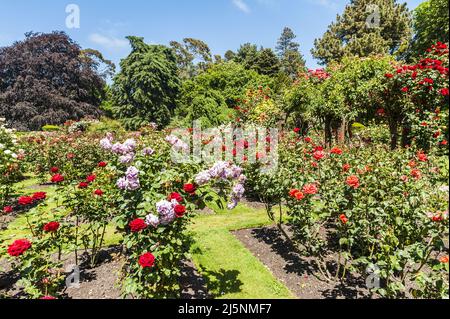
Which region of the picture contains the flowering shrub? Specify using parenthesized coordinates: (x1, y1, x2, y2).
(0, 118, 24, 207)
(3, 195, 73, 299)
(234, 87, 283, 127)
(245, 130, 449, 298)
(383, 42, 449, 151)
(37, 130, 247, 298)
(18, 130, 108, 183)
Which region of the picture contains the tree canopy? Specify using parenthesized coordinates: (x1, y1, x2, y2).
(175, 61, 273, 127)
(311, 0, 412, 65)
(112, 36, 181, 130)
(0, 31, 106, 131)
(276, 27, 306, 77)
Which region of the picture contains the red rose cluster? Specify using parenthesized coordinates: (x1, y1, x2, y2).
(129, 218, 147, 233)
(339, 214, 349, 224)
(50, 174, 64, 183)
(346, 176, 360, 189)
(183, 183, 196, 194)
(16, 192, 47, 207)
(139, 252, 155, 268)
(43, 221, 60, 233)
(7, 239, 32, 257)
(168, 192, 183, 203)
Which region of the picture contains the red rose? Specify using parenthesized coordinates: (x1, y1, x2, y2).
(385, 73, 393, 78)
(294, 191, 305, 201)
(302, 184, 318, 195)
(86, 174, 96, 183)
(18, 196, 34, 206)
(129, 218, 147, 232)
(401, 87, 409, 93)
(32, 192, 47, 201)
(78, 182, 89, 189)
(7, 239, 32, 257)
(342, 164, 351, 172)
(183, 183, 196, 194)
(293, 128, 301, 133)
(313, 150, 325, 161)
(304, 137, 312, 143)
(339, 214, 348, 224)
(168, 192, 183, 203)
(311, 161, 318, 168)
(3, 206, 13, 214)
(289, 189, 300, 198)
(94, 189, 104, 196)
(330, 147, 343, 155)
(441, 140, 448, 146)
(50, 167, 59, 173)
(376, 108, 385, 116)
(411, 169, 422, 180)
(50, 174, 64, 183)
(139, 252, 155, 268)
(174, 204, 186, 218)
(417, 152, 428, 162)
(313, 146, 324, 152)
(43, 221, 60, 233)
(440, 88, 449, 96)
(98, 161, 107, 167)
(346, 176, 360, 189)
(440, 256, 449, 264)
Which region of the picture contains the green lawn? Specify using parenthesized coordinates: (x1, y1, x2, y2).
(189, 204, 294, 299)
(1, 176, 294, 299)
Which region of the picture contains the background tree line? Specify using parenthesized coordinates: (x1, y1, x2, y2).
(0, 0, 447, 141)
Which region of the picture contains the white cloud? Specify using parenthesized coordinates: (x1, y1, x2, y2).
(232, 0, 251, 13)
(88, 33, 128, 50)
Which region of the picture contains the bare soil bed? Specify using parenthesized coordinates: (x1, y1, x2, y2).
(0, 247, 209, 299)
(233, 226, 373, 299)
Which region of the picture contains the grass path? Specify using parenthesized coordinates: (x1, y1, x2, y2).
(189, 204, 294, 299)
(2, 177, 294, 299)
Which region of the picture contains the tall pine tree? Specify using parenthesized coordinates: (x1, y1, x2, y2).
(276, 27, 306, 78)
(312, 0, 412, 65)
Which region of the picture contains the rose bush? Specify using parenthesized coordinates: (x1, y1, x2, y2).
(244, 129, 449, 298)
(0, 118, 24, 208)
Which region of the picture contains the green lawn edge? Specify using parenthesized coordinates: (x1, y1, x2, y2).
(189, 204, 295, 299)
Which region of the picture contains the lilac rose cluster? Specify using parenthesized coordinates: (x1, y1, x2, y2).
(194, 161, 246, 210)
(100, 134, 137, 165)
(145, 197, 183, 227)
(165, 134, 189, 152)
(116, 166, 140, 191)
(100, 133, 155, 164)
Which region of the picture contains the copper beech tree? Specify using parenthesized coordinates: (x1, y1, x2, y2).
(0, 32, 107, 131)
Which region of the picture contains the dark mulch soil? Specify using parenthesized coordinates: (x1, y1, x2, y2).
(233, 226, 373, 299)
(0, 247, 208, 299)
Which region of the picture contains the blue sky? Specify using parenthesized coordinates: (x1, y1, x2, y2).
(0, 0, 424, 70)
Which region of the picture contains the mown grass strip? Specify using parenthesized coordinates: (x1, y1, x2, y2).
(189, 204, 294, 299)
